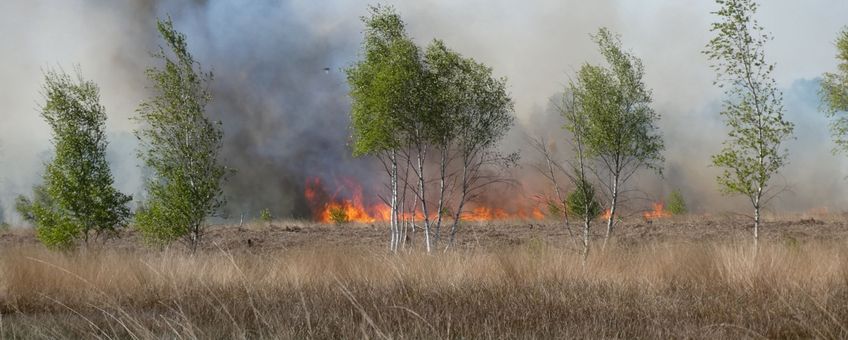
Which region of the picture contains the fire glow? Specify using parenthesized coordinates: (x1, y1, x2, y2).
(643, 202, 671, 221)
(304, 177, 546, 223)
(304, 177, 385, 223)
(598, 203, 670, 222)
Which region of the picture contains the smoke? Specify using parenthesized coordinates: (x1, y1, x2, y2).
(155, 1, 379, 219)
(0, 0, 846, 224)
(0, 1, 155, 224)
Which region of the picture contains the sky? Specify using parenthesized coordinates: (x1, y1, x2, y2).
(0, 0, 846, 223)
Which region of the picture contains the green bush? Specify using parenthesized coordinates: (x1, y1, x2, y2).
(134, 199, 190, 247)
(260, 209, 272, 223)
(566, 180, 602, 220)
(667, 189, 687, 215)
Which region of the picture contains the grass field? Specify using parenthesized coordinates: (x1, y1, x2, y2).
(1, 215, 847, 339)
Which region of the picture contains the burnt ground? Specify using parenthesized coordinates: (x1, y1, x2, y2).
(2, 214, 847, 252)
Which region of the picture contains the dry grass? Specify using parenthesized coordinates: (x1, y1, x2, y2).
(1, 235, 847, 339)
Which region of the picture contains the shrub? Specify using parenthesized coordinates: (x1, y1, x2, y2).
(259, 209, 272, 224)
(566, 180, 602, 220)
(667, 189, 687, 215)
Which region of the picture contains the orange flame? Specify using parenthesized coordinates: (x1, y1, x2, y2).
(462, 206, 509, 221)
(643, 202, 670, 221)
(601, 208, 611, 221)
(305, 177, 382, 223)
(304, 177, 547, 223)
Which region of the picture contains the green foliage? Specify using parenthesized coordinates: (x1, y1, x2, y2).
(346, 5, 424, 157)
(424, 39, 515, 161)
(667, 189, 688, 215)
(328, 207, 349, 224)
(821, 27, 848, 153)
(17, 70, 131, 249)
(15, 185, 50, 224)
(259, 208, 272, 223)
(134, 18, 231, 250)
(546, 199, 566, 219)
(347, 6, 514, 160)
(572, 28, 665, 175)
(17, 188, 79, 249)
(566, 180, 602, 220)
(704, 0, 793, 203)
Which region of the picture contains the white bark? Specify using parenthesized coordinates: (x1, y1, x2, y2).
(434, 145, 448, 248)
(389, 151, 399, 252)
(582, 215, 590, 268)
(603, 175, 619, 251)
(754, 185, 762, 252)
(416, 144, 432, 253)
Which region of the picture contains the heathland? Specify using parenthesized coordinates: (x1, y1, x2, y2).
(1, 214, 847, 339)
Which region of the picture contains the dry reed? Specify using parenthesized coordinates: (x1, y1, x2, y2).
(0, 239, 846, 339)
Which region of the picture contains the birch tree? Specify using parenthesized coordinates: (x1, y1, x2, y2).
(423, 41, 515, 248)
(560, 92, 601, 266)
(134, 18, 231, 252)
(423, 40, 458, 249)
(573, 28, 664, 248)
(704, 0, 793, 249)
(16, 69, 131, 249)
(347, 5, 424, 252)
(821, 27, 848, 151)
(528, 138, 566, 221)
(348, 7, 514, 253)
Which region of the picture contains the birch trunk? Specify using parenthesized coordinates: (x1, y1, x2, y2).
(434, 145, 448, 248)
(448, 158, 470, 248)
(754, 185, 762, 253)
(603, 175, 619, 251)
(582, 215, 590, 268)
(389, 151, 399, 252)
(417, 144, 432, 253)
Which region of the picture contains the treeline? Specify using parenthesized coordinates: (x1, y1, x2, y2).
(15, 18, 230, 251)
(9, 0, 848, 255)
(346, 1, 848, 257)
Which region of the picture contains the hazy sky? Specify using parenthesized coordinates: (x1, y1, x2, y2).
(0, 0, 846, 221)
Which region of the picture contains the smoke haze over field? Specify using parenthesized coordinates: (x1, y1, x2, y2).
(0, 0, 846, 223)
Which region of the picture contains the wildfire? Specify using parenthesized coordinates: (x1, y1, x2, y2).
(601, 209, 611, 221)
(304, 177, 547, 223)
(304, 177, 382, 223)
(462, 206, 509, 221)
(643, 202, 671, 221)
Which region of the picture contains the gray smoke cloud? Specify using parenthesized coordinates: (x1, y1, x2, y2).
(1, 0, 846, 224)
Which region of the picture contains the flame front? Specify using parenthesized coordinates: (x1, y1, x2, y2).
(643, 202, 670, 220)
(601, 208, 611, 221)
(462, 207, 509, 221)
(305, 177, 380, 223)
(304, 177, 546, 223)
